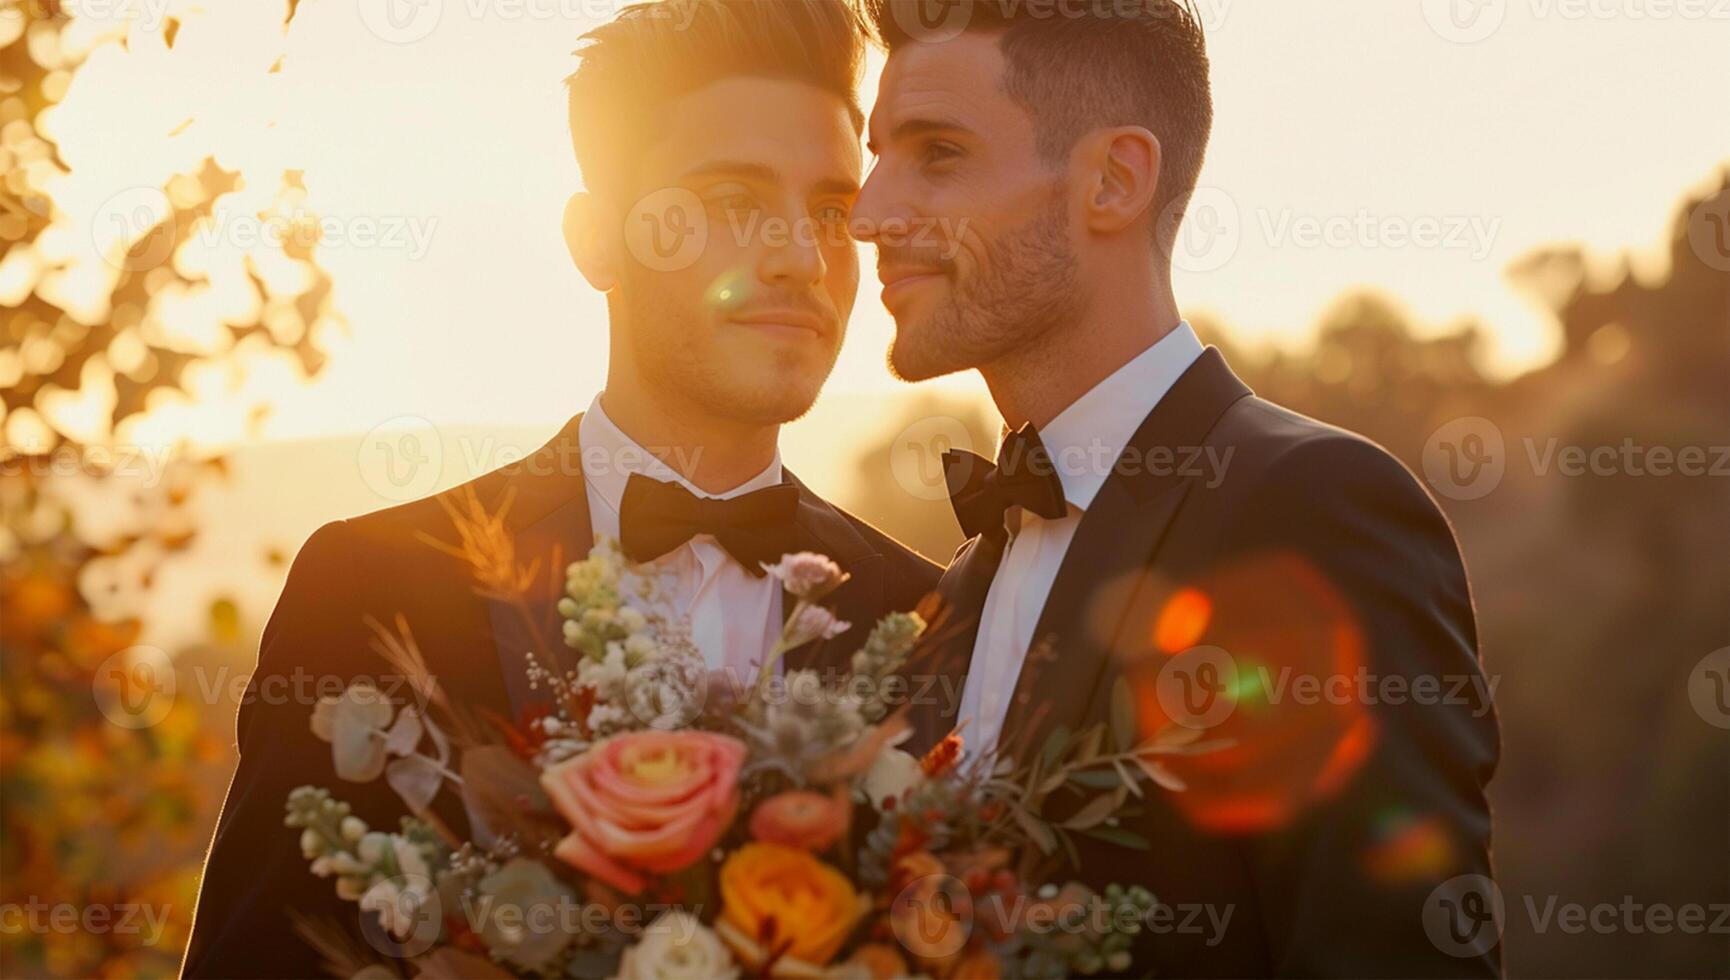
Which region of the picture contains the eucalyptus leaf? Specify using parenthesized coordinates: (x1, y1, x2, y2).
(316, 683, 394, 782)
(1135, 756, 1187, 792)
(1012, 806, 1057, 855)
(1073, 725, 1104, 764)
(1061, 790, 1122, 831)
(1057, 826, 1082, 870)
(1067, 769, 1121, 790)
(1041, 725, 1072, 770)
(1082, 826, 1152, 851)
(385, 754, 443, 813)
(1144, 722, 1204, 751)
(1113, 759, 1142, 798)
(384, 705, 424, 757)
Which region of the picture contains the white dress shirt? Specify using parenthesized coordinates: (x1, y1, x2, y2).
(579, 395, 784, 682)
(957, 322, 1205, 756)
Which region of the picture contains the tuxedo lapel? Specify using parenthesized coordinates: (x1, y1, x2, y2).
(996, 477, 1193, 759)
(997, 349, 1253, 756)
(481, 414, 593, 721)
(781, 471, 884, 674)
(908, 532, 1006, 753)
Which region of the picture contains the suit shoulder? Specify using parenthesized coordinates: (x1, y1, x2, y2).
(331, 459, 518, 553)
(1220, 396, 1429, 499)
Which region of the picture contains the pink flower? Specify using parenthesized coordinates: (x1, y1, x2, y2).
(539, 731, 747, 894)
(748, 789, 848, 851)
(760, 552, 849, 601)
(783, 604, 850, 648)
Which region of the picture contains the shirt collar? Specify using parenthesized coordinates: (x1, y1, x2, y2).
(1033, 321, 1205, 514)
(578, 393, 784, 520)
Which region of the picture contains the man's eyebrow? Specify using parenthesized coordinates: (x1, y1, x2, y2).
(679, 160, 782, 183)
(871, 116, 977, 152)
(680, 162, 856, 196)
(813, 176, 861, 196)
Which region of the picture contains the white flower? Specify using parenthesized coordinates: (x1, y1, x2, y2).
(783, 604, 851, 649)
(761, 552, 848, 601)
(309, 681, 395, 782)
(357, 832, 388, 864)
(624, 633, 658, 663)
(862, 748, 924, 810)
(358, 871, 436, 941)
(614, 912, 738, 980)
(587, 703, 629, 734)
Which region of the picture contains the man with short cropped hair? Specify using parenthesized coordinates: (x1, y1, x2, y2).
(855, 1, 1500, 975)
(183, 3, 936, 975)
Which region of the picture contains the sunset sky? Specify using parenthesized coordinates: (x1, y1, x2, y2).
(28, 0, 1730, 448)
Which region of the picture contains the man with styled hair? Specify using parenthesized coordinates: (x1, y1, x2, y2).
(183, 3, 936, 975)
(854, 0, 1500, 975)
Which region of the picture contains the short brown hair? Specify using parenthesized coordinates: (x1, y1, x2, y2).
(867, 0, 1213, 245)
(566, 0, 868, 198)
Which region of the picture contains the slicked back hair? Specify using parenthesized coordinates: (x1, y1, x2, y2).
(566, 0, 868, 199)
(867, 0, 1213, 249)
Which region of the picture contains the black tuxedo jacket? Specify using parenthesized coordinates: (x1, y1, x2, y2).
(181, 413, 939, 978)
(910, 349, 1500, 978)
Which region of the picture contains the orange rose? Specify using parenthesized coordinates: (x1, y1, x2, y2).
(748, 790, 848, 851)
(889, 852, 970, 974)
(539, 730, 746, 894)
(716, 843, 864, 973)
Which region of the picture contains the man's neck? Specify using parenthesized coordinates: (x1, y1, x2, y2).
(596, 384, 780, 495)
(984, 272, 1183, 430)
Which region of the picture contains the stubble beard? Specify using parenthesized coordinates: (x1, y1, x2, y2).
(888, 192, 1084, 383)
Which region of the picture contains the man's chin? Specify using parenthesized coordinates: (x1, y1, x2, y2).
(887, 333, 968, 383)
(708, 371, 827, 424)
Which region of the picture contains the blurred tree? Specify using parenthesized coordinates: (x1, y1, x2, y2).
(1, 4, 335, 976)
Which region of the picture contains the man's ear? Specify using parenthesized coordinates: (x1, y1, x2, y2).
(563, 192, 618, 291)
(1077, 127, 1162, 236)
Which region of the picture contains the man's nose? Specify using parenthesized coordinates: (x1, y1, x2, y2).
(851, 166, 897, 245)
(759, 220, 827, 287)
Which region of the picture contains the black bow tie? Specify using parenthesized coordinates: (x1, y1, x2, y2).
(942, 423, 1069, 541)
(618, 473, 803, 574)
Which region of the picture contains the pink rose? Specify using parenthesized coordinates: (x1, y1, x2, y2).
(540, 731, 747, 894)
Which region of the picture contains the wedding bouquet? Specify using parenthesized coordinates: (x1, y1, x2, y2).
(285, 508, 1221, 979)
